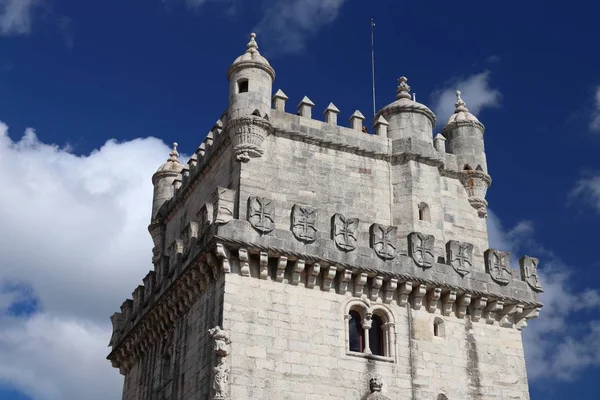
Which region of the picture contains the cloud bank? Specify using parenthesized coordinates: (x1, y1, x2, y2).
(0, 122, 172, 399)
(432, 71, 501, 128)
(0, 0, 41, 35)
(590, 86, 600, 132)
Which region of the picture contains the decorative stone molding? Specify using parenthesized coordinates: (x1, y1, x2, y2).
(456, 293, 471, 318)
(470, 297, 487, 322)
(460, 170, 492, 218)
(292, 260, 305, 285)
(442, 290, 457, 316)
(484, 300, 504, 325)
(332, 213, 359, 251)
(323, 265, 337, 292)
(238, 248, 250, 277)
(307, 263, 320, 288)
(370, 224, 397, 260)
(398, 281, 413, 307)
(247, 196, 275, 234)
(520, 256, 543, 292)
(338, 268, 352, 294)
(446, 240, 473, 277)
(355, 272, 368, 297)
(259, 251, 268, 279)
(228, 115, 272, 162)
(383, 278, 397, 304)
(291, 204, 317, 243)
(213, 187, 236, 225)
(427, 287, 442, 313)
(276, 256, 287, 282)
(412, 284, 427, 310)
(370, 276, 384, 301)
(408, 232, 435, 268)
(485, 249, 512, 285)
(209, 326, 231, 400)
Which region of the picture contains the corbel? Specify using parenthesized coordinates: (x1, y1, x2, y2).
(470, 296, 487, 322)
(398, 281, 413, 307)
(338, 268, 352, 294)
(441, 290, 457, 316)
(291, 259, 305, 285)
(276, 256, 288, 282)
(323, 265, 338, 292)
(484, 300, 504, 325)
(456, 293, 472, 318)
(383, 278, 398, 304)
(370, 276, 384, 302)
(306, 263, 321, 289)
(259, 252, 269, 280)
(412, 284, 427, 310)
(238, 248, 250, 277)
(354, 273, 368, 297)
(426, 287, 442, 313)
(215, 243, 231, 274)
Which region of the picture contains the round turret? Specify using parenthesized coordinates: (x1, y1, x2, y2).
(151, 143, 182, 221)
(441, 90, 487, 172)
(376, 77, 436, 142)
(227, 33, 275, 121)
(226, 33, 275, 162)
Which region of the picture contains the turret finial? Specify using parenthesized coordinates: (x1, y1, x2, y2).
(455, 90, 469, 113)
(168, 142, 180, 162)
(396, 76, 412, 100)
(247, 32, 258, 53)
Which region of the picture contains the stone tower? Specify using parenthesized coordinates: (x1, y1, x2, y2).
(107, 34, 543, 400)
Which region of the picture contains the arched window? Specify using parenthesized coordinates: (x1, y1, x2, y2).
(369, 314, 384, 356)
(418, 202, 431, 221)
(237, 79, 249, 93)
(434, 317, 445, 338)
(348, 309, 364, 353)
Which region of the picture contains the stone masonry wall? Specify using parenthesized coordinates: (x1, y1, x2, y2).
(121, 275, 225, 400)
(222, 263, 530, 400)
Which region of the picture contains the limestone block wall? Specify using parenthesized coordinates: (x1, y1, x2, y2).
(121, 276, 225, 400)
(222, 267, 530, 400)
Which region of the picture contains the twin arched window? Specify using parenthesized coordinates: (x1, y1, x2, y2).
(346, 301, 395, 359)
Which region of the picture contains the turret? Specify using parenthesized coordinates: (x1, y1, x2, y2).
(442, 91, 491, 217)
(226, 33, 275, 162)
(151, 142, 182, 221)
(441, 90, 488, 172)
(376, 76, 436, 142)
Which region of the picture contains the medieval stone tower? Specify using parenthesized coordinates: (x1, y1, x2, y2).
(107, 33, 543, 400)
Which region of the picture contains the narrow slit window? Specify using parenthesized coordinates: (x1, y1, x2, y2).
(434, 317, 445, 338)
(418, 202, 431, 221)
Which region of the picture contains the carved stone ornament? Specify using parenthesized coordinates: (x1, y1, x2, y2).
(247, 196, 275, 234)
(332, 213, 359, 251)
(370, 224, 397, 260)
(213, 187, 235, 225)
(485, 249, 512, 285)
(446, 240, 473, 277)
(408, 232, 435, 268)
(209, 326, 231, 400)
(291, 204, 317, 243)
(182, 221, 198, 261)
(520, 256, 543, 292)
(228, 115, 273, 162)
(366, 375, 390, 400)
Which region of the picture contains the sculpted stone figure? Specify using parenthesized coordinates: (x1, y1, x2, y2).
(247, 196, 275, 234)
(209, 326, 231, 399)
(485, 249, 512, 285)
(409, 232, 435, 268)
(370, 224, 397, 260)
(366, 375, 390, 400)
(447, 240, 473, 277)
(332, 213, 359, 251)
(520, 256, 543, 292)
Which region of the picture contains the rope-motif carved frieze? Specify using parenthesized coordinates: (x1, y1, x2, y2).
(212, 241, 542, 332)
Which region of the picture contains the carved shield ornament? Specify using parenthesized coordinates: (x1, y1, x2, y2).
(370, 224, 397, 260)
(332, 213, 359, 251)
(447, 240, 473, 277)
(247, 196, 275, 234)
(408, 232, 435, 268)
(291, 205, 317, 243)
(520, 256, 543, 292)
(485, 249, 512, 285)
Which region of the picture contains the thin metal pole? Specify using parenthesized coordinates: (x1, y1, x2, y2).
(370, 18, 376, 118)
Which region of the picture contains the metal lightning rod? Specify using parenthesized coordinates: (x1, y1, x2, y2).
(370, 18, 377, 119)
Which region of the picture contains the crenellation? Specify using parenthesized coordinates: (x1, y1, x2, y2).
(110, 32, 542, 400)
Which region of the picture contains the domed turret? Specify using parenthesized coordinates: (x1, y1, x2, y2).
(376, 77, 436, 142)
(442, 91, 491, 218)
(151, 142, 182, 221)
(226, 33, 275, 162)
(442, 90, 487, 172)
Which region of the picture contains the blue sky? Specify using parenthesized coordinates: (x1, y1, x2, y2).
(0, 0, 599, 399)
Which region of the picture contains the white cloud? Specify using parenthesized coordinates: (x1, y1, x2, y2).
(253, 0, 346, 55)
(590, 86, 600, 132)
(570, 175, 600, 214)
(0, 121, 173, 399)
(432, 71, 501, 128)
(487, 210, 600, 382)
(0, 0, 41, 35)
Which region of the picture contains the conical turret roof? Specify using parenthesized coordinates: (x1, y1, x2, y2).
(446, 90, 481, 124)
(155, 143, 183, 175)
(227, 33, 275, 79)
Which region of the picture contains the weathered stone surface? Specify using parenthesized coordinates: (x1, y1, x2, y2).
(485, 249, 512, 285)
(247, 196, 275, 234)
(447, 240, 474, 277)
(520, 256, 543, 292)
(370, 224, 397, 260)
(331, 213, 359, 251)
(408, 232, 435, 268)
(291, 204, 317, 242)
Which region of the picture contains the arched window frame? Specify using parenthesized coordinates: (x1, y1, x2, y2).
(418, 202, 431, 222)
(433, 317, 446, 339)
(343, 299, 396, 362)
